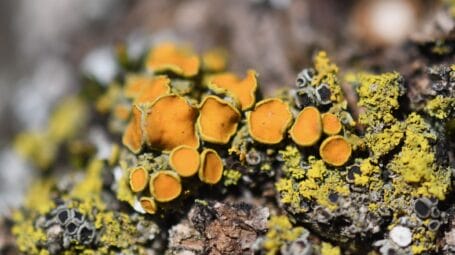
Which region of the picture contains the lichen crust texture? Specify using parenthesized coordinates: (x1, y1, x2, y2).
(10, 41, 454, 255)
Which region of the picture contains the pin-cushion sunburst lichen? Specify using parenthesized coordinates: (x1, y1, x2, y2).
(10, 40, 454, 255)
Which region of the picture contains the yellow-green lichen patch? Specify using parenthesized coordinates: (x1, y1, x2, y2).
(356, 72, 403, 130)
(411, 226, 437, 254)
(48, 97, 88, 142)
(14, 132, 57, 170)
(353, 159, 381, 188)
(262, 215, 305, 255)
(279, 146, 304, 179)
(275, 178, 302, 212)
(298, 159, 350, 211)
(70, 159, 106, 213)
(24, 179, 56, 214)
(424, 95, 455, 119)
(276, 148, 350, 212)
(12, 210, 48, 254)
(311, 51, 343, 104)
(364, 122, 404, 160)
(320, 242, 341, 255)
(95, 211, 140, 249)
(387, 113, 450, 200)
(223, 169, 242, 186)
(12, 179, 57, 254)
(116, 164, 136, 207)
(14, 96, 88, 170)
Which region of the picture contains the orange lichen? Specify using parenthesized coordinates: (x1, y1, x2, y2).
(149, 171, 182, 202)
(208, 70, 258, 110)
(321, 113, 342, 135)
(247, 98, 293, 144)
(169, 145, 200, 177)
(197, 96, 240, 144)
(139, 197, 157, 214)
(124, 75, 153, 99)
(202, 48, 227, 72)
(145, 43, 200, 77)
(319, 135, 352, 166)
(133, 76, 171, 105)
(199, 149, 224, 184)
(113, 104, 131, 121)
(290, 106, 322, 146)
(122, 105, 144, 153)
(129, 167, 149, 192)
(144, 95, 199, 151)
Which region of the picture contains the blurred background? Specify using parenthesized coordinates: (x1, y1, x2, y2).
(0, 0, 453, 215)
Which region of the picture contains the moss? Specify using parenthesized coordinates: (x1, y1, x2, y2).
(425, 95, 455, 119)
(263, 215, 305, 255)
(223, 169, 242, 186)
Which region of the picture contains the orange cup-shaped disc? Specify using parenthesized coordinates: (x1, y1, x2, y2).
(322, 113, 342, 135)
(247, 98, 293, 144)
(290, 106, 322, 147)
(122, 105, 144, 154)
(139, 197, 157, 214)
(129, 167, 149, 192)
(169, 145, 200, 177)
(198, 149, 223, 185)
(145, 42, 200, 77)
(319, 135, 352, 166)
(149, 170, 182, 202)
(197, 96, 240, 144)
(145, 95, 199, 152)
(207, 70, 258, 110)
